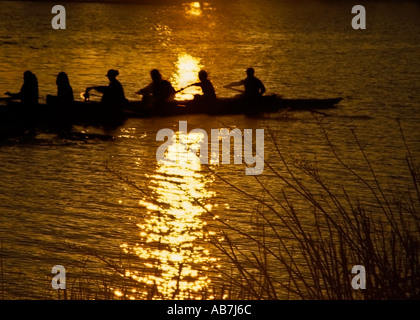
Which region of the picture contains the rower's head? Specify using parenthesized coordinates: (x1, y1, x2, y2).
(56, 72, 70, 87)
(198, 70, 208, 81)
(23, 70, 37, 84)
(106, 69, 119, 80)
(150, 69, 162, 82)
(246, 67, 255, 77)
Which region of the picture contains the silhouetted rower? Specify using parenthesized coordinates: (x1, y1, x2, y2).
(136, 69, 176, 105)
(85, 69, 127, 108)
(4, 70, 39, 105)
(224, 67, 266, 98)
(47, 72, 74, 105)
(186, 70, 216, 102)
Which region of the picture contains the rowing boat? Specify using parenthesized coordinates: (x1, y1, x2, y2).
(0, 95, 342, 135)
(123, 95, 342, 118)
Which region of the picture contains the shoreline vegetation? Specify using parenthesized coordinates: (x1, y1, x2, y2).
(1, 119, 419, 300)
(203, 119, 419, 299)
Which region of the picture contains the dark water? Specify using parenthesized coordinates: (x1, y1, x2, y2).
(0, 0, 419, 299)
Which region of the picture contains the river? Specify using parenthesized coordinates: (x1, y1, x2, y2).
(0, 0, 419, 299)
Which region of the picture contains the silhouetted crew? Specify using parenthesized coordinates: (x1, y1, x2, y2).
(85, 69, 127, 108)
(4, 70, 39, 105)
(186, 70, 216, 102)
(224, 67, 266, 98)
(47, 72, 74, 105)
(136, 69, 176, 104)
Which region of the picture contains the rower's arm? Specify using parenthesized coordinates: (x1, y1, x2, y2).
(90, 86, 108, 94)
(224, 81, 243, 88)
(135, 88, 146, 95)
(136, 83, 152, 95)
(4, 91, 20, 99)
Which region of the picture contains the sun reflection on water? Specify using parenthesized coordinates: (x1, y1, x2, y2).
(120, 130, 218, 299)
(172, 53, 203, 101)
(185, 2, 203, 17)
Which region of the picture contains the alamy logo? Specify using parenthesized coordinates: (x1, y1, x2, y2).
(51, 265, 66, 290)
(351, 265, 366, 289)
(51, 5, 66, 30)
(156, 121, 264, 175)
(351, 5, 366, 30)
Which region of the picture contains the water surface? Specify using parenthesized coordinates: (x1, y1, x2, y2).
(0, 0, 419, 299)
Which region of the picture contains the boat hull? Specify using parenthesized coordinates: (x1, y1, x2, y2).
(0, 95, 342, 135)
(122, 95, 342, 118)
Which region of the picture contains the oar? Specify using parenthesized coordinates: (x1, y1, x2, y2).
(175, 84, 193, 94)
(80, 90, 101, 102)
(224, 86, 245, 94)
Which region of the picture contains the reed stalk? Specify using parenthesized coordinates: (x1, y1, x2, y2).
(199, 118, 420, 299)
